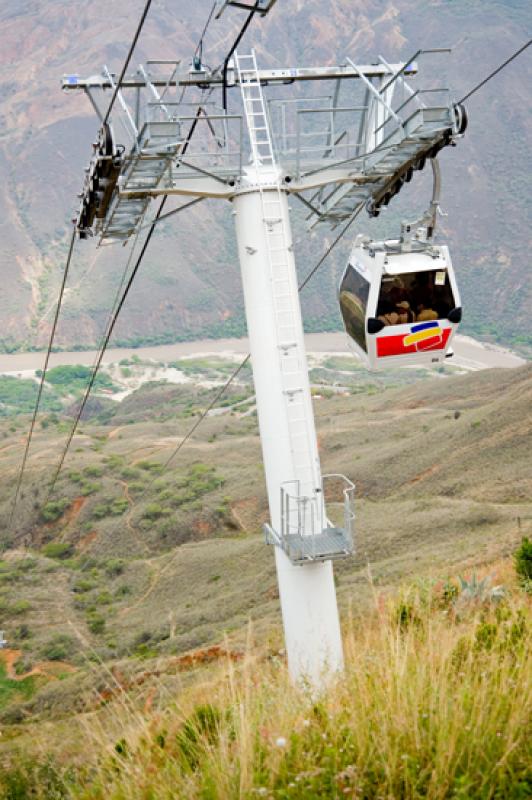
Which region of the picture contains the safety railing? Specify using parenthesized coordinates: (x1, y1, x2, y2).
(266, 473, 355, 563)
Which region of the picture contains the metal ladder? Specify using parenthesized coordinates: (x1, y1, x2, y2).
(236, 51, 318, 496)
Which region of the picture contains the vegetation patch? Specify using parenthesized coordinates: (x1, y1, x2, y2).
(0, 376, 61, 417)
(40, 364, 117, 394)
(0, 662, 37, 710)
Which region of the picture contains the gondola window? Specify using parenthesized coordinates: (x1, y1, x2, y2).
(339, 266, 370, 352)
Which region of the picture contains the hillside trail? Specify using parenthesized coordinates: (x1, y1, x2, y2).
(118, 479, 150, 555)
(0, 649, 75, 681)
(118, 545, 183, 618)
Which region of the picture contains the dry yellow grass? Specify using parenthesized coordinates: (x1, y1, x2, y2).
(3, 561, 527, 800)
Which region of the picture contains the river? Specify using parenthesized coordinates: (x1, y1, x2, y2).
(0, 332, 526, 375)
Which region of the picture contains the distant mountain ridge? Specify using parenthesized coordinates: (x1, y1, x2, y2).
(0, 0, 530, 353)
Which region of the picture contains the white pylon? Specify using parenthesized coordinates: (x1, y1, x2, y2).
(232, 170, 344, 686)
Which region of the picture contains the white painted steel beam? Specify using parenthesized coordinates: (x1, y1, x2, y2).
(233, 172, 344, 686)
(61, 62, 416, 92)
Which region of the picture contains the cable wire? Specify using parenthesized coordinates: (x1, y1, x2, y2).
(194, 1, 218, 62)
(44, 195, 169, 504)
(103, 0, 153, 126)
(9, 184, 358, 549)
(222, 3, 260, 111)
(42, 111, 205, 503)
(8, 227, 77, 529)
(87, 200, 363, 542)
(458, 38, 531, 104)
(298, 205, 364, 292)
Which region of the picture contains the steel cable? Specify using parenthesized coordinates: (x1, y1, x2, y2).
(103, 0, 153, 126)
(42, 111, 205, 503)
(43, 194, 169, 505)
(458, 38, 531, 104)
(78, 200, 364, 544)
(8, 227, 77, 529)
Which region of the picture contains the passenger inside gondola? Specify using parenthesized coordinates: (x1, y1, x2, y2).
(377, 270, 454, 326)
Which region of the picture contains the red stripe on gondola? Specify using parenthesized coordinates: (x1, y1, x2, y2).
(376, 328, 451, 357)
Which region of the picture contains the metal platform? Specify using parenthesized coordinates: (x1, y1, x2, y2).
(305, 105, 457, 227)
(98, 120, 184, 241)
(264, 523, 352, 564)
(264, 474, 355, 565)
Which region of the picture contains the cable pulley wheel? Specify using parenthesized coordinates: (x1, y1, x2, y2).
(454, 103, 468, 135)
(98, 123, 114, 157)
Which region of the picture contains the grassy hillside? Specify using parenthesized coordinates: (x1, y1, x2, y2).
(0, 362, 529, 751)
(0, 559, 530, 799)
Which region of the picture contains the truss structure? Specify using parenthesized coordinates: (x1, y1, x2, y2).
(64, 48, 466, 243)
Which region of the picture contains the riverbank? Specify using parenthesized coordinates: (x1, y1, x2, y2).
(0, 332, 526, 375)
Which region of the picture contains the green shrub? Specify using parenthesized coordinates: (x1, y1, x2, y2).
(105, 559, 125, 577)
(0, 759, 72, 800)
(104, 455, 124, 470)
(45, 365, 116, 393)
(41, 500, 70, 523)
(83, 465, 104, 478)
(72, 578, 98, 594)
(80, 481, 101, 496)
(13, 624, 31, 640)
(137, 460, 164, 474)
(87, 614, 106, 634)
(11, 600, 31, 616)
(41, 634, 76, 661)
(120, 466, 142, 480)
(176, 704, 222, 769)
(128, 482, 146, 494)
(42, 541, 74, 560)
(110, 498, 129, 515)
(514, 537, 532, 589)
(143, 503, 166, 520)
(92, 504, 110, 520)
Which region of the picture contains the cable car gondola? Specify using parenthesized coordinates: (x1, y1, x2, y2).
(339, 158, 462, 370)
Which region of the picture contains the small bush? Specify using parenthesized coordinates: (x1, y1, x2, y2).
(11, 600, 31, 616)
(13, 624, 31, 640)
(143, 503, 166, 521)
(80, 480, 101, 496)
(87, 614, 106, 635)
(110, 498, 129, 516)
(83, 465, 104, 478)
(72, 578, 98, 594)
(120, 466, 142, 480)
(92, 504, 110, 520)
(42, 542, 74, 560)
(514, 537, 532, 590)
(137, 460, 163, 474)
(41, 500, 70, 523)
(104, 455, 124, 470)
(41, 634, 76, 661)
(105, 559, 125, 577)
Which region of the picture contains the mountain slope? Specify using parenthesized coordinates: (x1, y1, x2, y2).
(0, 0, 530, 352)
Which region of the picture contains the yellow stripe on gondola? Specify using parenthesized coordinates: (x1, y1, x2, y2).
(403, 327, 443, 347)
